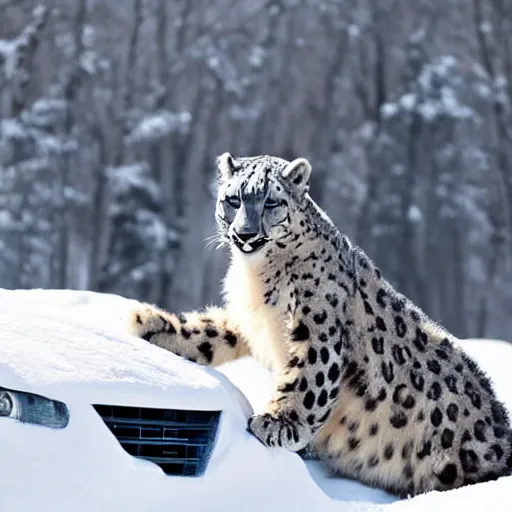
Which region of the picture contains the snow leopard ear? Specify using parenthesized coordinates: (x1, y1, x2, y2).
(281, 158, 312, 194)
(216, 152, 237, 183)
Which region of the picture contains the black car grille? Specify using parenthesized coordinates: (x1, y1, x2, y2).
(93, 404, 221, 477)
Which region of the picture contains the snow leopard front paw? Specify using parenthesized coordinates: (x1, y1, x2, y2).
(247, 412, 309, 451)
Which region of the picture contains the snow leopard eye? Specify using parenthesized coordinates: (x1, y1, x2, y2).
(225, 196, 241, 209)
(264, 197, 280, 209)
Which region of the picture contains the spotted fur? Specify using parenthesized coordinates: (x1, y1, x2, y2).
(127, 153, 512, 497)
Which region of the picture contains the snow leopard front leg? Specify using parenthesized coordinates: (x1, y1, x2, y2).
(247, 313, 344, 451)
(127, 303, 250, 366)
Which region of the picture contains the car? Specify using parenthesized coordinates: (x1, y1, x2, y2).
(0, 288, 510, 512)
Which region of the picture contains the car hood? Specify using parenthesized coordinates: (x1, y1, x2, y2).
(0, 289, 251, 415)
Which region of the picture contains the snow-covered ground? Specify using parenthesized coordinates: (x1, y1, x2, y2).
(0, 289, 510, 511)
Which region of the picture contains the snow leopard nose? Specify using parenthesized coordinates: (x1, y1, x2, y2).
(236, 231, 259, 243)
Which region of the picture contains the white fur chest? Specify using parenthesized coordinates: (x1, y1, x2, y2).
(224, 253, 289, 372)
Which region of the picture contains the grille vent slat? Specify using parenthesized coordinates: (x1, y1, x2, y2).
(93, 404, 220, 477)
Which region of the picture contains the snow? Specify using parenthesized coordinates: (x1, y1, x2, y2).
(125, 111, 191, 143)
(0, 289, 511, 511)
(407, 205, 423, 223)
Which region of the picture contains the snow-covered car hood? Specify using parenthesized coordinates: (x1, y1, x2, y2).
(0, 289, 250, 415)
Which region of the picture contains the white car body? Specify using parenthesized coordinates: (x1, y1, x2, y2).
(0, 289, 510, 512)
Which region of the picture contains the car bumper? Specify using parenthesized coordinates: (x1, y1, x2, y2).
(0, 390, 337, 512)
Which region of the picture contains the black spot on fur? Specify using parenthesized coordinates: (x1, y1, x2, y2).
(381, 361, 394, 384)
(315, 372, 325, 387)
(417, 441, 432, 460)
(348, 421, 359, 433)
(318, 332, 328, 343)
(403, 395, 416, 409)
(474, 420, 487, 442)
(334, 341, 342, 355)
(410, 309, 421, 321)
(307, 414, 315, 426)
(348, 437, 360, 451)
(390, 411, 408, 429)
(291, 321, 310, 342)
(328, 363, 340, 383)
(365, 398, 378, 412)
(491, 444, 504, 461)
(494, 426, 506, 439)
(375, 317, 387, 331)
(441, 429, 454, 449)
(318, 389, 328, 407)
(413, 327, 428, 352)
(303, 391, 315, 410)
(344, 361, 357, 379)
(461, 353, 481, 377)
(394, 316, 407, 337)
(460, 449, 479, 473)
(427, 382, 442, 401)
(320, 347, 330, 364)
(437, 463, 458, 485)
(384, 444, 394, 460)
(205, 327, 218, 338)
(391, 344, 411, 366)
(376, 288, 387, 308)
(410, 369, 424, 391)
(369, 423, 379, 436)
(308, 347, 317, 364)
(198, 342, 214, 363)
(447, 403, 459, 422)
(371, 336, 384, 355)
(417, 411, 425, 423)
(299, 378, 308, 392)
(403, 463, 414, 479)
(455, 362, 464, 374)
(347, 367, 367, 396)
(302, 306, 311, 315)
(431, 407, 443, 427)
(427, 359, 442, 375)
(181, 327, 192, 339)
(368, 455, 379, 468)
(444, 375, 458, 394)
(461, 430, 472, 443)
(479, 376, 493, 393)
(391, 296, 406, 312)
(436, 348, 449, 360)
(364, 301, 374, 315)
(325, 293, 338, 308)
(224, 331, 237, 347)
(464, 382, 482, 410)
(402, 441, 414, 459)
(329, 387, 339, 399)
(289, 410, 299, 422)
(491, 401, 507, 424)
(313, 311, 328, 325)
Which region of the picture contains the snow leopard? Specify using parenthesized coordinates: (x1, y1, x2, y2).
(127, 153, 512, 497)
